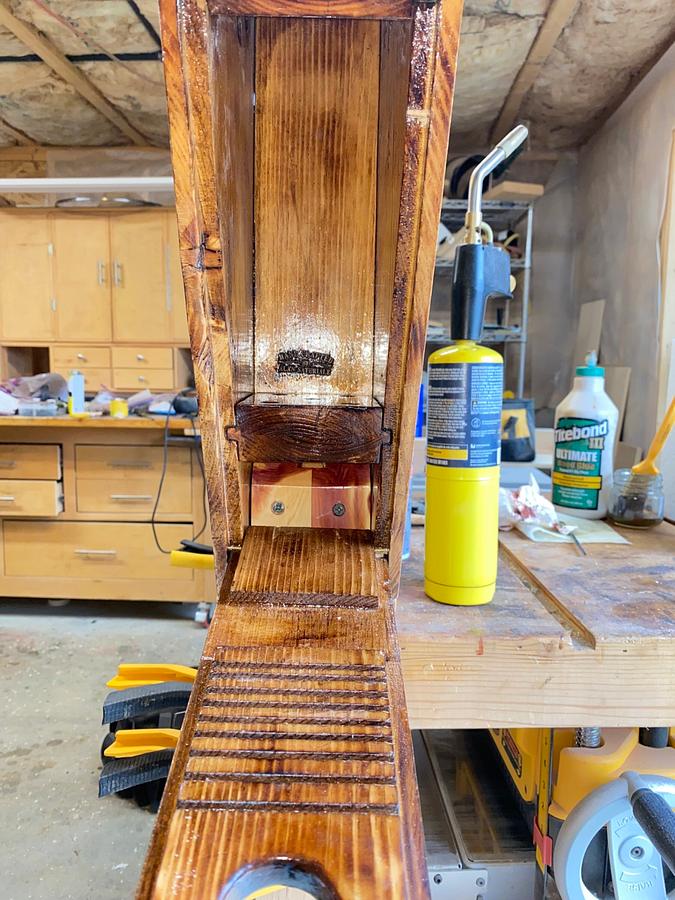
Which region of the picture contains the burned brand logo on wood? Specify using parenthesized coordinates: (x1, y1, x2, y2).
(276, 349, 335, 377)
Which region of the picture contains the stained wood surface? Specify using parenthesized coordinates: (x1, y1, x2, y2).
(139, 528, 428, 898)
(209, 0, 414, 18)
(500, 523, 675, 648)
(396, 525, 675, 730)
(230, 399, 387, 463)
(254, 17, 378, 402)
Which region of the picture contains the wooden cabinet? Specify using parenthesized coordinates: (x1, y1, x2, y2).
(0, 212, 55, 341)
(166, 214, 189, 342)
(111, 211, 172, 342)
(52, 213, 112, 341)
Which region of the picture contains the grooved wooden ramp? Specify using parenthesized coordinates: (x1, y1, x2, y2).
(139, 529, 428, 898)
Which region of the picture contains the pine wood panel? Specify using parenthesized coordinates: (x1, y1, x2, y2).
(254, 17, 379, 402)
(111, 211, 172, 343)
(0, 478, 61, 517)
(209, 0, 414, 17)
(52, 213, 112, 342)
(112, 367, 176, 391)
(51, 345, 112, 370)
(111, 347, 174, 368)
(0, 442, 60, 479)
(0, 210, 55, 341)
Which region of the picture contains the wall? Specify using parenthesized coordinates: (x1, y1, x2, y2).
(573, 42, 675, 451)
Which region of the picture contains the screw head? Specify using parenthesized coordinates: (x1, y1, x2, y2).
(630, 845, 645, 859)
(476, 877, 486, 887)
(332, 502, 346, 517)
(271, 500, 285, 515)
(432, 874, 442, 884)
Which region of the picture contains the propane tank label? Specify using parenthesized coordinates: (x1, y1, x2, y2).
(552, 416, 607, 510)
(426, 363, 502, 468)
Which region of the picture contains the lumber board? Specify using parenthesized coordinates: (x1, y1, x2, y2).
(500, 523, 675, 648)
(396, 526, 675, 730)
(253, 16, 378, 402)
(209, 0, 414, 15)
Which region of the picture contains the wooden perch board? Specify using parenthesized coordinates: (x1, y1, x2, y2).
(142, 0, 463, 896)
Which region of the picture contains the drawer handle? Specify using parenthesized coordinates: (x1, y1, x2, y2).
(107, 461, 152, 469)
(75, 549, 117, 558)
(0, 461, 16, 468)
(110, 494, 153, 502)
(138, 375, 147, 383)
(77, 353, 87, 361)
(136, 353, 146, 361)
(0, 495, 15, 502)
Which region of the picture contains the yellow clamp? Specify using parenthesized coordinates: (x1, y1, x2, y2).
(104, 728, 180, 758)
(170, 549, 215, 570)
(106, 663, 197, 690)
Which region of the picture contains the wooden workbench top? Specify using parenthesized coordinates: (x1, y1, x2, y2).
(0, 415, 195, 430)
(397, 522, 675, 730)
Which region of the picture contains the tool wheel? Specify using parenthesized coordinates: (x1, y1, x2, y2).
(553, 775, 675, 900)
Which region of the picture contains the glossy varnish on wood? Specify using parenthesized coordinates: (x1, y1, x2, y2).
(148, 0, 462, 896)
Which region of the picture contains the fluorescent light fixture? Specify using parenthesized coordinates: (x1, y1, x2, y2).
(0, 176, 174, 193)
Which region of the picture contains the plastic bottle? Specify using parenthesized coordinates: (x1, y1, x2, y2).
(67, 370, 85, 415)
(552, 354, 618, 519)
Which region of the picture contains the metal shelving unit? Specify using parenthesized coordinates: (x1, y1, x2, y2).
(432, 198, 534, 396)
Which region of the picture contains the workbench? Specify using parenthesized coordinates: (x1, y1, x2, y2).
(0, 415, 214, 603)
(398, 523, 675, 730)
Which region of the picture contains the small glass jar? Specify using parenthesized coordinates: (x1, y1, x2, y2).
(607, 469, 665, 528)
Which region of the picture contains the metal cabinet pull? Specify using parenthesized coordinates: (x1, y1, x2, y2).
(97, 260, 106, 286)
(107, 461, 151, 469)
(76, 352, 87, 362)
(110, 494, 153, 502)
(113, 260, 123, 287)
(0, 495, 15, 502)
(136, 353, 146, 361)
(75, 549, 117, 557)
(138, 375, 147, 383)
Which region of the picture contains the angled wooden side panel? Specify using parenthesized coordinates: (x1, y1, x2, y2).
(160, 0, 245, 573)
(376, 0, 463, 594)
(139, 530, 429, 898)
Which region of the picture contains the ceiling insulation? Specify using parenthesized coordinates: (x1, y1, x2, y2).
(0, 0, 671, 153)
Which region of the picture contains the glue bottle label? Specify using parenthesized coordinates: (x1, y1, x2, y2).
(426, 363, 502, 468)
(552, 416, 608, 510)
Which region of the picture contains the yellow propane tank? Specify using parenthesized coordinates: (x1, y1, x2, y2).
(425, 340, 503, 605)
(424, 125, 529, 605)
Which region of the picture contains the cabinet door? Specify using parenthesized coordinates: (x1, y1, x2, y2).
(110, 211, 172, 342)
(52, 214, 112, 342)
(0, 212, 55, 341)
(165, 211, 189, 343)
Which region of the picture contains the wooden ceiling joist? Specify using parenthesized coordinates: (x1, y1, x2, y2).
(0, 0, 149, 146)
(490, 0, 579, 141)
(0, 116, 36, 145)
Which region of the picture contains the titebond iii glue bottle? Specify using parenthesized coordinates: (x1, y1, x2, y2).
(425, 125, 527, 606)
(553, 353, 618, 519)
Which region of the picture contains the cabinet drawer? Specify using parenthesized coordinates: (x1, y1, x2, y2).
(0, 480, 62, 517)
(4, 521, 193, 580)
(76, 474, 192, 515)
(76, 444, 191, 479)
(82, 368, 113, 393)
(112, 347, 173, 369)
(113, 368, 175, 391)
(51, 346, 111, 371)
(0, 443, 61, 479)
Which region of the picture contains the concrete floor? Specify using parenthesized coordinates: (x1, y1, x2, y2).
(1, 599, 206, 900)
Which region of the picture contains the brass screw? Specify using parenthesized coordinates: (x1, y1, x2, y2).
(332, 502, 346, 517)
(271, 501, 285, 515)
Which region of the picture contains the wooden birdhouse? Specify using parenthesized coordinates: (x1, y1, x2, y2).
(140, 0, 462, 896)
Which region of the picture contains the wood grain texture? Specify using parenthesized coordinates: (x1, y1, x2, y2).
(159, 0, 244, 569)
(209, 0, 413, 17)
(140, 530, 428, 898)
(230, 399, 388, 463)
(229, 526, 381, 602)
(378, 0, 462, 595)
(254, 17, 378, 402)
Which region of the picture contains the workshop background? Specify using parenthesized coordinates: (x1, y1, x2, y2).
(0, 2, 674, 899)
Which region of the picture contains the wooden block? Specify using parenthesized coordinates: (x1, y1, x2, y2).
(208, 0, 414, 19)
(311, 463, 371, 529)
(574, 299, 605, 366)
(251, 463, 313, 527)
(483, 180, 544, 202)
